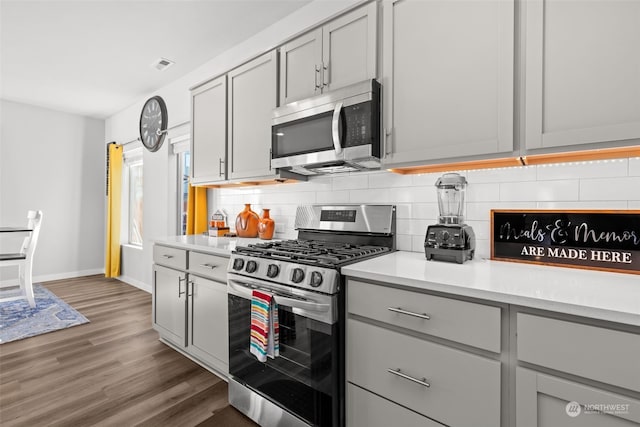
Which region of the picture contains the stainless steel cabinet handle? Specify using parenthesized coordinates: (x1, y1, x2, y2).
(388, 307, 430, 320)
(187, 280, 194, 298)
(387, 368, 430, 388)
(314, 65, 321, 90)
(178, 276, 186, 297)
(384, 128, 393, 156)
(219, 158, 224, 177)
(199, 263, 217, 269)
(322, 63, 329, 88)
(162, 254, 174, 259)
(331, 102, 343, 155)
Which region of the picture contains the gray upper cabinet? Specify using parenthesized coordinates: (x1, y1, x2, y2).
(279, 3, 377, 105)
(382, 0, 514, 167)
(190, 76, 227, 184)
(524, 0, 640, 152)
(228, 50, 278, 180)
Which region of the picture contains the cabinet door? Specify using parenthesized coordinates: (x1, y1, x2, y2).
(524, 0, 640, 151)
(152, 265, 186, 347)
(516, 368, 640, 427)
(228, 50, 278, 180)
(382, 0, 514, 166)
(322, 2, 377, 93)
(188, 275, 229, 375)
(191, 76, 227, 184)
(279, 29, 323, 105)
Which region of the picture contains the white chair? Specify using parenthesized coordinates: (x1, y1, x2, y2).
(0, 210, 43, 308)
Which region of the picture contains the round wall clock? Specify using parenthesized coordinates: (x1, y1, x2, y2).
(139, 96, 168, 152)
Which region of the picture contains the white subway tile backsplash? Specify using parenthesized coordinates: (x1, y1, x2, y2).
(579, 177, 640, 201)
(369, 171, 413, 188)
(467, 166, 536, 183)
(537, 159, 628, 181)
(536, 201, 629, 210)
(332, 173, 368, 190)
(629, 158, 640, 176)
(466, 183, 500, 202)
(213, 160, 635, 254)
(499, 180, 579, 202)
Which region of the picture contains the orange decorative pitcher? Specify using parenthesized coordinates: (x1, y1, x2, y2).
(258, 209, 275, 240)
(235, 204, 259, 238)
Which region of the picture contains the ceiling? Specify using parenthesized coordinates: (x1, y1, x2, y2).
(0, 0, 311, 119)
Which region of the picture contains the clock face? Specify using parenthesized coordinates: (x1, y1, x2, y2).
(139, 96, 168, 152)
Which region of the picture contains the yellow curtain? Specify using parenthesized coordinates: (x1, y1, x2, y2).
(105, 143, 122, 277)
(186, 183, 208, 235)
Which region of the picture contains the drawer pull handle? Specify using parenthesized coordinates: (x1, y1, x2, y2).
(387, 368, 430, 388)
(199, 263, 218, 269)
(162, 254, 174, 259)
(388, 307, 430, 320)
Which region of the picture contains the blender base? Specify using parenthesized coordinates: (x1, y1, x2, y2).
(424, 224, 476, 264)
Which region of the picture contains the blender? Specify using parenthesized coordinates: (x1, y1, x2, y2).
(424, 173, 475, 263)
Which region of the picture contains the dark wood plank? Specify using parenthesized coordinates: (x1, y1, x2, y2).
(0, 275, 257, 427)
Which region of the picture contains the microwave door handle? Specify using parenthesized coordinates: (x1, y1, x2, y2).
(331, 101, 343, 155)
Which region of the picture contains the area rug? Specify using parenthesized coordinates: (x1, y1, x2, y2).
(0, 284, 89, 344)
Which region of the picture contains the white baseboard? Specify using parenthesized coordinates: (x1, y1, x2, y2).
(117, 275, 151, 294)
(1, 269, 105, 288)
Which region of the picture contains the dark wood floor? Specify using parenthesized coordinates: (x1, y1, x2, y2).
(0, 275, 257, 427)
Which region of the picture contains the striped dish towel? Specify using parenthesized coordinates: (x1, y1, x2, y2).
(250, 290, 279, 362)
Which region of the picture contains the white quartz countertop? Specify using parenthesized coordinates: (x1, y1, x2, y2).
(155, 235, 273, 257)
(343, 251, 640, 326)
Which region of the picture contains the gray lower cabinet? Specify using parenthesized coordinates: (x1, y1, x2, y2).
(152, 245, 229, 376)
(515, 311, 640, 427)
(346, 279, 503, 427)
(516, 368, 640, 427)
(152, 264, 187, 347)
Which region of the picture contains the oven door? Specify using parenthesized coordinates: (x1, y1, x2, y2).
(227, 276, 340, 427)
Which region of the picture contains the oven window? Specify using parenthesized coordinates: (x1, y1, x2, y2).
(272, 111, 334, 158)
(229, 294, 339, 427)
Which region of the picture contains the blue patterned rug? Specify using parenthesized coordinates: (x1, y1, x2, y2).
(0, 284, 89, 344)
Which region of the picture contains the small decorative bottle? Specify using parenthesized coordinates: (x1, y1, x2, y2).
(235, 204, 259, 238)
(258, 209, 275, 240)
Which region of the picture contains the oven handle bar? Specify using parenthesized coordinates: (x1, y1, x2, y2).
(228, 278, 330, 314)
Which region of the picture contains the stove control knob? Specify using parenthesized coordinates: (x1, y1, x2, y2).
(245, 260, 258, 273)
(291, 268, 305, 284)
(310, 271, 323, 287)
(232, 258, 245, 271)
(267, 264, 280, 278)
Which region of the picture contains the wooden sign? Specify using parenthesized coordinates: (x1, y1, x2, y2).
(491, 210, 640, 275)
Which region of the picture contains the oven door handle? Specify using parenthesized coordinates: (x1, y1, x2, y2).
(228, 279, 330, 313)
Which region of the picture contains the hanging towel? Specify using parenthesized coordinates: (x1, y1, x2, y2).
(250, 290, 279, 362)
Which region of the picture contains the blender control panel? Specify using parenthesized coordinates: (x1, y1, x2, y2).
(425, 225, 467, 249)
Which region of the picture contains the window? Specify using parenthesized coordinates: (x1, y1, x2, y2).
(122, 147, 143, 246)
(128, 160, 143, 245)
(178, 151, 190, 235)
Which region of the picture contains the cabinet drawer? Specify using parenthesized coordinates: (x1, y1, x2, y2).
(347, 319, 501, 427)
(347, 383, 444, 427)
(188, 251, 228, 282)
(153, 245, 187, 270)
(517, 313, 640, 393)
(348, 280, 501, 352)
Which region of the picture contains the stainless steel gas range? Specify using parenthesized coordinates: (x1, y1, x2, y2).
(227, 204, 396, 427)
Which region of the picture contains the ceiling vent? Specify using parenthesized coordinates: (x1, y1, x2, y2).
(151, 57, 175, 71)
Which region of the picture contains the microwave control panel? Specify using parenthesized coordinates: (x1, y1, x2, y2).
(344, 102, 373, 147)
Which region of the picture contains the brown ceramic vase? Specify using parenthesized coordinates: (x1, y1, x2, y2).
(258, 209, 275, 240)
(235, 204, 259, 238)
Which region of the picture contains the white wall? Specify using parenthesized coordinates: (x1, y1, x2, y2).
(0, 100, 105, 282)
(105, 1, 360, 289)
(213, 159, 640, 259)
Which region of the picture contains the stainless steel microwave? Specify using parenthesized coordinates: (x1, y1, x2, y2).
(271, 79, 381, 176)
